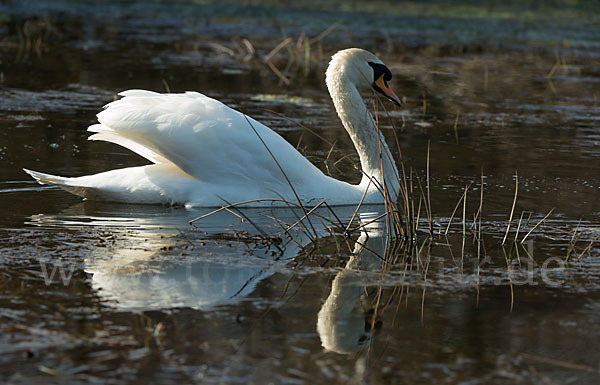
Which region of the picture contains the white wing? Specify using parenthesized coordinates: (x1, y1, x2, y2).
(90, 90, 326, 187)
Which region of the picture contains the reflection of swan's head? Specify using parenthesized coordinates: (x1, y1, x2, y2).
(317, 290, 383, 354)
(326, 48, 401, 106)
(317, 299, 365, 354)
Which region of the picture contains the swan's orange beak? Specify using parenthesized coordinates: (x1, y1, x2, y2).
(374, 74, 402, 107)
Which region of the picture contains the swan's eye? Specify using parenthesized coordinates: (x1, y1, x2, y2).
(368, 62, 392, 83)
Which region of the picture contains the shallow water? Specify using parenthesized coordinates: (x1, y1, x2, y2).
(1, 1, 600, 384)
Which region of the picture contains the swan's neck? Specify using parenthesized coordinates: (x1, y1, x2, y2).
(326, 67, 399, 199)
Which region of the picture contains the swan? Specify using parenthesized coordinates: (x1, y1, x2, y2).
(24, 48, 402, 207)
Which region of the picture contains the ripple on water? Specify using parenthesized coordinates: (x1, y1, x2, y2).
(0, 85, 114, 114)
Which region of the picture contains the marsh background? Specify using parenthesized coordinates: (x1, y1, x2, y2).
(1, 1, 600, 384)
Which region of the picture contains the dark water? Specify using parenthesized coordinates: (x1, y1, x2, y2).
(1, 1, 600, 384)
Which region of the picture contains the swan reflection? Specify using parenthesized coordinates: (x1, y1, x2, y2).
(29, 202, 390, 315)
(317, 211, 391, 354)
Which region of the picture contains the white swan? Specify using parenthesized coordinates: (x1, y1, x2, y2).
(24, 48, 402, 207)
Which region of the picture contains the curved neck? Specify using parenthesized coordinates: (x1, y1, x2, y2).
(326, 66, 399, 199)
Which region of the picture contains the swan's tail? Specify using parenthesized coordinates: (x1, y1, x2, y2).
(23, 168, 94, 198)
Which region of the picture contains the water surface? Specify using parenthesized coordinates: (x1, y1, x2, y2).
(1, 1, 599, 384)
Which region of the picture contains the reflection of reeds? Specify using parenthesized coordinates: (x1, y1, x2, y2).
(11, 17, 55, 62)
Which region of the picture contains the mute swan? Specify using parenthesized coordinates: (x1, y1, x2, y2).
(24, 48, 402, 207)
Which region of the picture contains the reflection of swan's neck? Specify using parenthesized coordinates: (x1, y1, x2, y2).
(317, 224, 387, 354)
(326, 61, 399, 196)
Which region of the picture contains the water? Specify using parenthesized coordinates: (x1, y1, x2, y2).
(1, 1, 600, 384)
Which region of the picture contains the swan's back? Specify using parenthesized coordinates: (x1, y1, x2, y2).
(93, 90, 323, 185)
(27, 90, 362, 206)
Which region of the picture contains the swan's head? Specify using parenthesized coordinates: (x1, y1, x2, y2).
(327, 48, 402, 106)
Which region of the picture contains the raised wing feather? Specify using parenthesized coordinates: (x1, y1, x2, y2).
(92, 90, 324, 185)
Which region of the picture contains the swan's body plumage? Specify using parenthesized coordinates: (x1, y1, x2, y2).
(24, 48, 402, 207)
